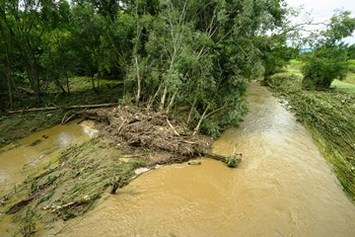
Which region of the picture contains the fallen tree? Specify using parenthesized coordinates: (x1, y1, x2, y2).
(79, 106, 242, 167)
(6, 103, 117, 114)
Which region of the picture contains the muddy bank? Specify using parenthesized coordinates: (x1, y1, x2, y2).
(0, 111, 64, 149)
(1, 106, 240, 236)
(51, 83, 355, 237)
(0, 139, 139, 236)
(0, 121, 97, 236)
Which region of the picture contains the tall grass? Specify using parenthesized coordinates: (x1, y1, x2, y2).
(267, 73, 355, 201)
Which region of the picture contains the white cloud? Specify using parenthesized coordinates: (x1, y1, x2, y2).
(286, 0, 355, 44)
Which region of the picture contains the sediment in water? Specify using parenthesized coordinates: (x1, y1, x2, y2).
(0, 105, 240, 236)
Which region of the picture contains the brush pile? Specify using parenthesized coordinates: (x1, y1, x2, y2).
(80, 106, 213, 164)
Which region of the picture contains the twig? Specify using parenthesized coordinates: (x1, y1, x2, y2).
(63, 113, 78, 124)
(7, 103, 117, 114)
(117, 118, 127, 133)
(166, 119, 180, 136)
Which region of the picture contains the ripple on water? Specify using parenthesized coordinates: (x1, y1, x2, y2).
(0, 120, 96, 236)
(56, 83, 355, 237)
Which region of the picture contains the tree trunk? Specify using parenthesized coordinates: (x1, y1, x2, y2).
(26, 59, 42, 103)
(6, 103, 117, 114)
(187, 97, 197, 124)
(159, 83, 168, 111)
(166, 90, 177, 113)
(66, 73, 70, 94)
(54, 77, 67, 94)
(134, 55, 141, 104)
(4, 41, 13, 109)
(193, 104, 210, 136)
(92, 74, 99, 93)
(6, 74, 13, 110)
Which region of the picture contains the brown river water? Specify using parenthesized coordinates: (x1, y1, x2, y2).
(0, 120, 97, 236)
(2, 83, 355, 236)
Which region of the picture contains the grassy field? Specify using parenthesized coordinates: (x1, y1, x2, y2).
(0, 77, 122, 148)
(267, 61, 355, 201)
(288, 59, 355, 92)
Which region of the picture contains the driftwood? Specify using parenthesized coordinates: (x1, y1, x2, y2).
(7, 106, 59, 113)
(5, 192, 41, 214)
(6, 103, 117, 114)
(42, 195, 91, 213)
(110, 177, 129, 194)
(204, 152, 239, 161)
(204, 152, 242, 168)
(166, 118, 180, 136)
(61, 111, 78, 124)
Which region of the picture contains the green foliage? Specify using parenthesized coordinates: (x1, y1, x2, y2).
(267, 71, 355, 201)
(0, 0, 289, 136)
(120, 0, 287, 135)
(347, 44, 355, 59)
(302, 47, 349, 89)
(301, 11, 355, 89)
(256, 34, 298, 79)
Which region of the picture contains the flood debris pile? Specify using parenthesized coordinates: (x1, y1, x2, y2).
(81, 106, 213, 165)
(0, 106, 242, 236)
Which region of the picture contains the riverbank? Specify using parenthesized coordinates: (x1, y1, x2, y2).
(0, 70, 244, 236)
(46, 83, 355, 237)
(266, 70, 355, 201)
(1, 104, 242, 236)
(0, 77, 121, 149)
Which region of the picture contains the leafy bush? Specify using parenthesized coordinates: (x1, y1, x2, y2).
(301, 11, 355, 90)
(302, 47, 348, 89)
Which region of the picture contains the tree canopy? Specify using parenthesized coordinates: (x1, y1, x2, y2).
(0, 0, 291, 135)
(301, 11, 355, 89)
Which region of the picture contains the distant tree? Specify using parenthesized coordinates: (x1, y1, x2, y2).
(256, 34, 298, 80)
(302, 11, 355, 89)
(347, 44, 355, 59)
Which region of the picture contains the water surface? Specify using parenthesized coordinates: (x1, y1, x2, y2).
(0, 120, 97, 236)
(58, 83, 355, 236)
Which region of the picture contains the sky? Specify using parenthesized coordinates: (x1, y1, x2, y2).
(286, 0, 355, 44)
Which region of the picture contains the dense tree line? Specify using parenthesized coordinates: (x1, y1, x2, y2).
(0, 0, 290, 135)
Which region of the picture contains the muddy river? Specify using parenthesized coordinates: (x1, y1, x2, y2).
(1, 83, 355, 236)
(0, 120, 97, 235)
(58, 83, 355, 237)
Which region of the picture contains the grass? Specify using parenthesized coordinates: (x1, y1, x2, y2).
(0, 139, 146, 235)
(12, 77, 122, 109)
(331, 79, 355, 93)
(0, 77, 122, 149)
(288, 59, 355, 93)
(0, 111, 64, 149)
(267, 68, 355, 202)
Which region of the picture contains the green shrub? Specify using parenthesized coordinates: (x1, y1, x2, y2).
(302, 47, 348, 89)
